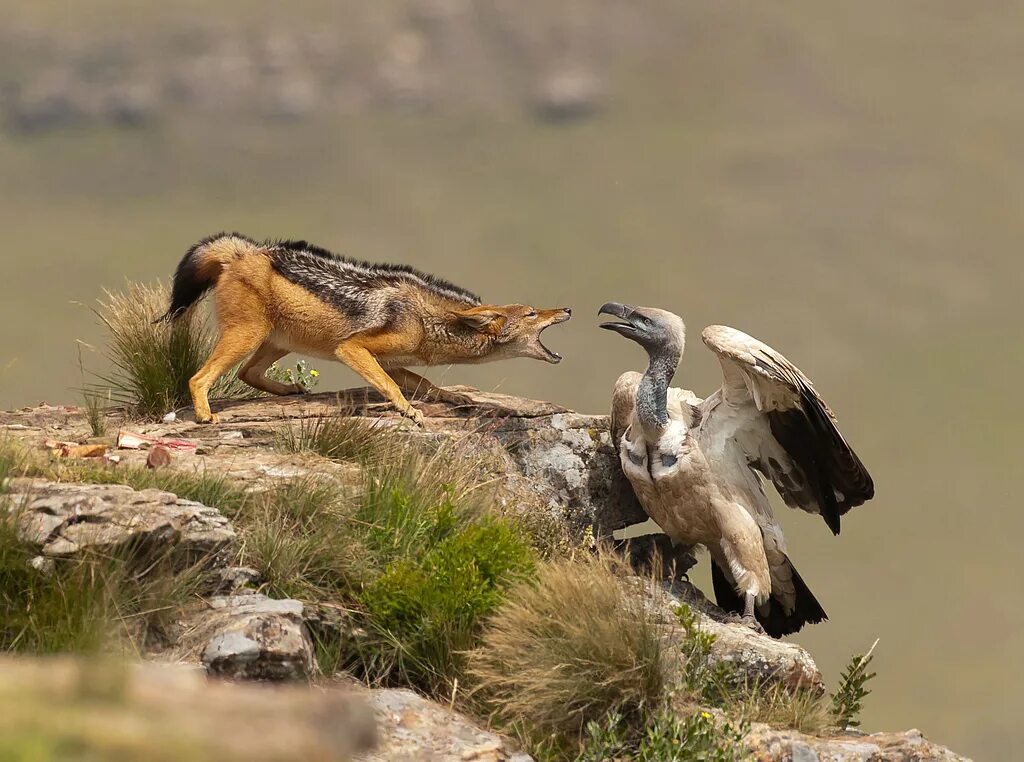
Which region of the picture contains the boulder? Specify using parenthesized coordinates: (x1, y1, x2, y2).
(634, 578, 825, 695)
(193, 594, 316, 682)
(744, 725, 970, 762)
(533, 68, 604, 123)
(2, 478, 234, 567)
(361, 687, 532, 762)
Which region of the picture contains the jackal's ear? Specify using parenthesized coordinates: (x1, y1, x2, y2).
(456, 309, 504, 331)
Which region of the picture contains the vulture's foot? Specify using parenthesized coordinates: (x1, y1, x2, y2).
(740, 615, 765, 635)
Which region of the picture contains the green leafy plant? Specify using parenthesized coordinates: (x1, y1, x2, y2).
(831, 640, 878, 729)
(576, 706, 748, 762)
(267, 359, 320, 391)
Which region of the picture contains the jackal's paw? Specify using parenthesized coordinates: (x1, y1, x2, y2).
(195, 412, 220, 424)
(285, 383, 305, 395)
(402, 406, 426, 427)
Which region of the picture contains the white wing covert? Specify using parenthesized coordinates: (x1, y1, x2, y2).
(700, 325, 874, 535)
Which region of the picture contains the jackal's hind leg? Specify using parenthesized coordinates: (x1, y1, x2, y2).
(335, 342, 424, 426)
(387, 368, 474, 407)
(189, 327, 267, 423)
(237, 343, 303, 396)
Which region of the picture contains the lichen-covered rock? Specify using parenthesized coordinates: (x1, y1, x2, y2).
(636, 578, 825, 694)
(360, 688, 532, 762)
(194, 595, 315, 682)
(744, 724, 970, 761)
(2, 478, 235, 566)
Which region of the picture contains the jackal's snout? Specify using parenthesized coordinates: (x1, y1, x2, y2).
(528, 306, 571, 363)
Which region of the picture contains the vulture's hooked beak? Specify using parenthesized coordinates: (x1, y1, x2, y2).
(598, 302, 646, 339)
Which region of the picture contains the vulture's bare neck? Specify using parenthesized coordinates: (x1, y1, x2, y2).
(636, 349, 681, 437)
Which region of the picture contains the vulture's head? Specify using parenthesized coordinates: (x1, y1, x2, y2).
(598, 303, 686, 361)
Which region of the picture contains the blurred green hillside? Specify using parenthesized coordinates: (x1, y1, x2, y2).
(0, 2, 1020, 757)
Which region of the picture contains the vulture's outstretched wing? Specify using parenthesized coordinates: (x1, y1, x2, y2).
(700, 325, 874, 535)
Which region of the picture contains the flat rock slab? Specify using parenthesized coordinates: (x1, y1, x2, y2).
(360, 688, 533, 762)
(745, 724, 971, 761)
(3, 478, 235, 566)
(188, 594, 316, 682)
(0, 655, 375, 761)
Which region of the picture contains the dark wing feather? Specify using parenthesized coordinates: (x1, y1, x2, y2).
(702, 325, 874, 535)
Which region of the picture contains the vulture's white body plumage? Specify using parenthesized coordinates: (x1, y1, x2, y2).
(603, 307, 874, 637)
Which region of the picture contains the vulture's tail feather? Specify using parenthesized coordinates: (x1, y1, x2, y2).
(711, 557, 827, 638)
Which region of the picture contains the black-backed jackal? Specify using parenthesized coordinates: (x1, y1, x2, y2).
(160, 233, 571, 424)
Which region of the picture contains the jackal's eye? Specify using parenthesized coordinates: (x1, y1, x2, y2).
(526, 310, 538, 318)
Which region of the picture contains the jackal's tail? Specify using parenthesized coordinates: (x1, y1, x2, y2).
(156, 232, 257, 322)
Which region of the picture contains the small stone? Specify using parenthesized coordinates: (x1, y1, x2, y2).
(146, 445, 173, 469)
(162, 412, 176, 423)
(29, 555, 55, 575)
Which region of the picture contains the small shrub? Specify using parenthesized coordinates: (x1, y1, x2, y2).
(268, 359, 320, 391)
(467, 554, 672, 753)
(576, 707, 748, 762)
(353, 444, 489, 563)
(92, 283, 254, 418)
(831, 640, 878, 729)
(358, 518, 535, 693)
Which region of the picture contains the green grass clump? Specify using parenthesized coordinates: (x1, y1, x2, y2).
(0, 516, 109, 653)
(237, 440, 537, 697)
(276, 410, 398, 465)
(81, 387, 109, 437)
(239, 478, 368, 601)
(0, 511, 204, 655)
(92, 283, 254, 418)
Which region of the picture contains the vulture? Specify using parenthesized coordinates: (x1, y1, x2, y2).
(599, 303, 874, 637)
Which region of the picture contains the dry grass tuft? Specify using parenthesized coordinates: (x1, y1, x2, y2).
(466, 553, 675, 749)
(719, 678, 830, 735)
(92, 283, 254, 418)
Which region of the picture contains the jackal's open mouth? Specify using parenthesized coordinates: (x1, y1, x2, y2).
(537, 324, 564, 363)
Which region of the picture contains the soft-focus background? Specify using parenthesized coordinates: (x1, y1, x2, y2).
(0, 1, 1019, 756)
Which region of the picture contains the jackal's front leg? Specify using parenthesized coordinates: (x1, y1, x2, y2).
(334, 341, 424, 426)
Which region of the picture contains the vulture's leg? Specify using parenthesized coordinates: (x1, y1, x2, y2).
(742, 593, 765, 634)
